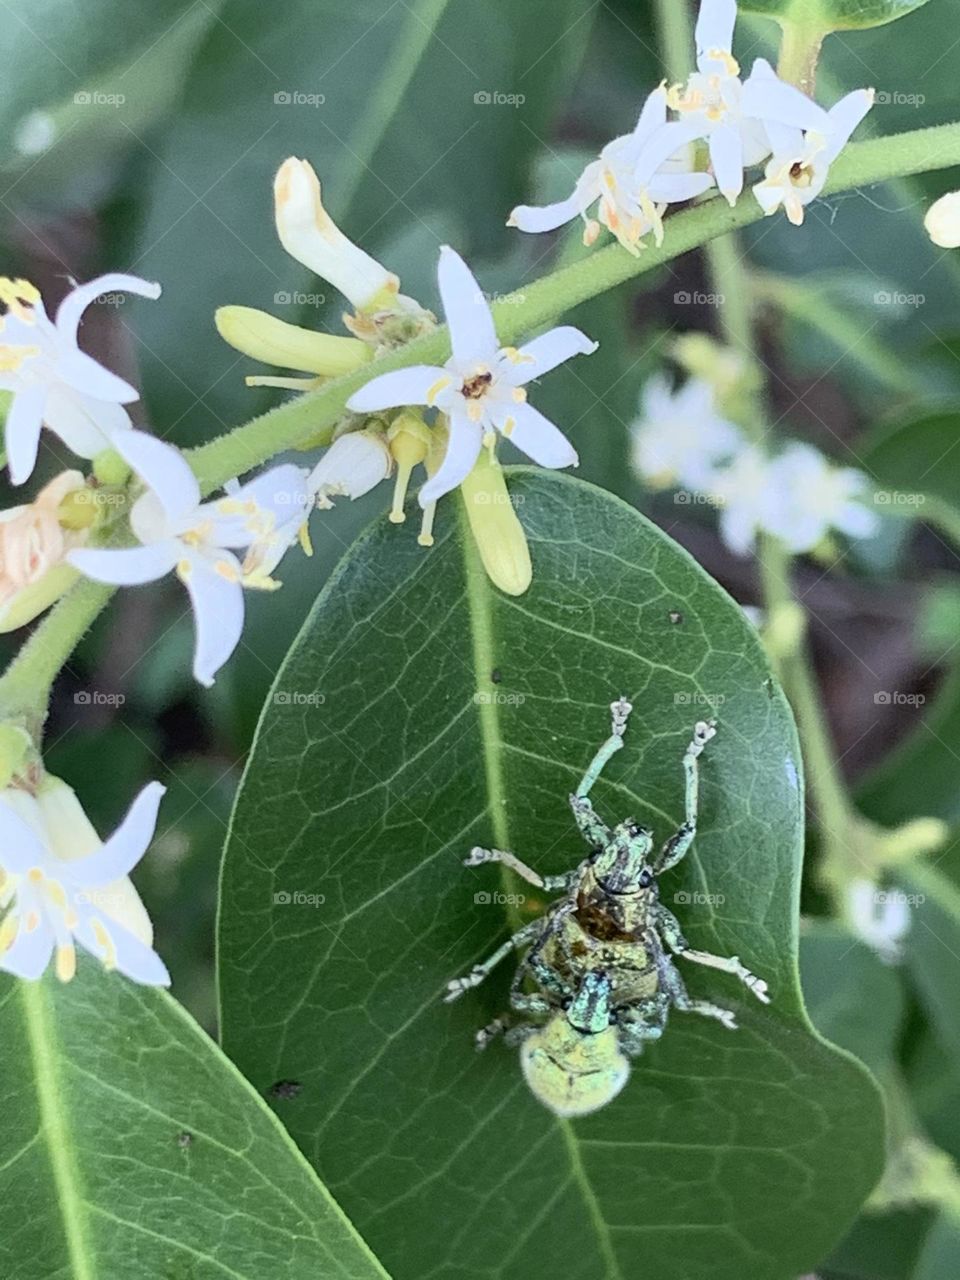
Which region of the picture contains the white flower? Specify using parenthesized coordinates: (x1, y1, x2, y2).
(0, 777, 168, 985)
(925, 190, 960, 249)
(630, 373, 742, 490)
(307, 431, 392, 510)
(761, 443, 878, 552)
(346, 246, 597, 505)
(709, 445, 772, 556)
(847, 878, 910, 964)
(753, 86, 874, 225)
(508, 85, 715, 253)
(669, 0, 830, 206)
(0, 273, 161, 485)
(67, 432, 310, 686)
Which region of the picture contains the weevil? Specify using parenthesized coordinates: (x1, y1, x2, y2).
(445, 698, 770, 1116)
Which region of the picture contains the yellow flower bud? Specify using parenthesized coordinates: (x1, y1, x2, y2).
(215, 305, 371, 377)
(459, 452, 532, 597)
(386, 412, 432, 526)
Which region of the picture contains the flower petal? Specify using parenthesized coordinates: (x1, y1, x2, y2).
(710, 125, 745, 203)
(0, 919, 54, 980)
(63, 782, 166, 887)
(511, 326, 598, 384)
(437, 246, 498, 367)
(0, 794, 50, 872)
(696, 0, 736, 59)
(649, 171, 716, 202)
(632, 84, 668, 137)
(73, 907, 170, 986)
(507, 192, 587, 234)
(346, 365, 448, 413)
(54, 274, 161, 347)
(742, 61, 831, 133)
(826, 89, 874, 160)
(55, 347, 140, 405)
(419, 412, 483, 506)
(113, 429, 200, 523)
(4, 385, 46, 485)
(634, 121, 706, 186)
(68, 541, 181, 586)
(500, 402, 578, 469)
(44, 387, 130, 460)
(180, 552, 246, 687)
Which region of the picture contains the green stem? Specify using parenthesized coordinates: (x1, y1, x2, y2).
(0, 580, 115, 729)
(187, 121, 960, 494)
(776, 20, 826, 95)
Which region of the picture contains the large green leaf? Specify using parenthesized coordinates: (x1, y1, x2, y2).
(218, 469, 882, 1280)
(0, 963, 389, 1279)
(739, 0, 933, 30)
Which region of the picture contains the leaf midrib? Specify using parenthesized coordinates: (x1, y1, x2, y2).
(457, 496, 626, 1280)
(21, 982, 95, 1280)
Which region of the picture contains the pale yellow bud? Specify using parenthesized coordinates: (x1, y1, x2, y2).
(215, 305, 371, 377)
(459, 452, 532, 596)
(0, 471, 86, 633)
(925, 191, 960, 249)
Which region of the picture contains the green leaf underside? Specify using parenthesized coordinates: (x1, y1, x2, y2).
(0, 964, 389, 1280)
(739, 0, 932, 30)
(218, 469, 882, 1280)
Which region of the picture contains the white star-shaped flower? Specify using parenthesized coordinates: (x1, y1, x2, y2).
(709, 445, 773, 556)
(669, 0, 830, 206)
(0, 273, 161, 485)
(753, 86, 874, 225)
(508, 86, 714, 253)
(760, 443, 877, 552)
(346, 247, 597, 505)
(68, 432, 311, 686)
(630, 373, 742, 490)
(847, 879, 910, 965)
(0, 777, 168, 985)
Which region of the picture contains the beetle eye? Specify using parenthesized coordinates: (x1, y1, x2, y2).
(638, 868, 654, 888)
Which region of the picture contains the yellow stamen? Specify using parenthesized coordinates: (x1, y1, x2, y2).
(0, 912, 18, 954)
(92, 918, 117, 970)
(426, 375, 452, 405)
(0, 343, 40, 372)
(215, 559, 241, 582)
(56, 944, 76, 982)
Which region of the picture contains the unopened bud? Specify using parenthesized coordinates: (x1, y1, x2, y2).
(459, 452, 532, 596)
(215, 305, 371, 377)
(925, 191, 960, 249)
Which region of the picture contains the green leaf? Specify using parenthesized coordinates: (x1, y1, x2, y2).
(0, 964, 389, 1279)
(219, 469, 883, 1280)
(902, 863, 960, 1061)
(739, 0, 933, 31)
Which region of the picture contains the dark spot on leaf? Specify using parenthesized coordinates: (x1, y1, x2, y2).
(491, 668, 502, 684)
(268, 1079, 303, 1100)
(176, 1131, 193, 1148)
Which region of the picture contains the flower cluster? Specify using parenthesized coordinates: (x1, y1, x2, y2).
(510, 0, 872, 249)
(630, 367, 878, 556)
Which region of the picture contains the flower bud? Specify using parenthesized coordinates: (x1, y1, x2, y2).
(215, 305, 371, 377)
(386, 413, 432, 526)
(274, 158, 399, 313)
(459, 451, 532, 596)
(925, 191, 960, 249)
(308, 431, 392, 509)
(0, 471, 87, 633)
